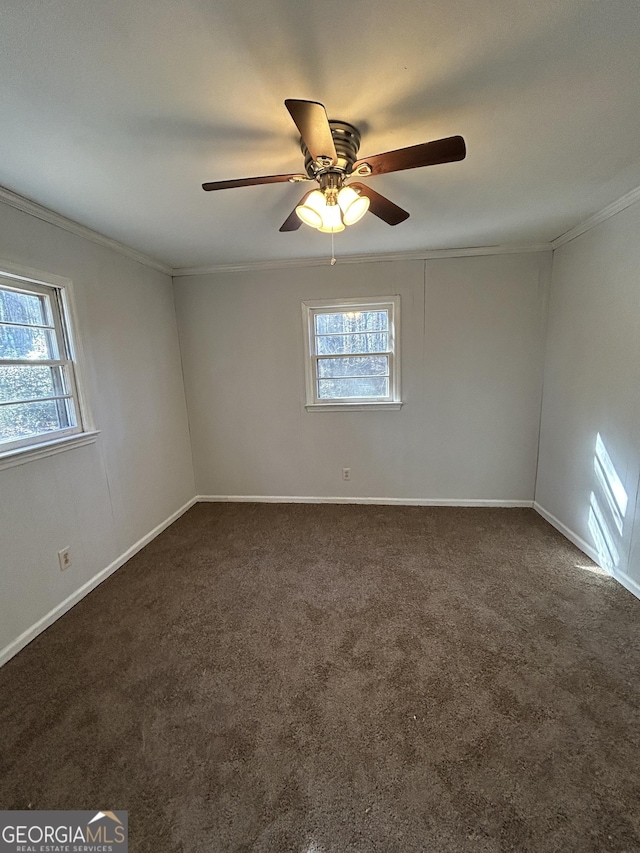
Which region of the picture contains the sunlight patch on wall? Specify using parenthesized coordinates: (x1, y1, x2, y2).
(594, 433, 627, 533)
(588, 433, 628, 572)
(589, 491, 620, 570)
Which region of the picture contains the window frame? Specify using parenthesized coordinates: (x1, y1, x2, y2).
(302, 295, 402, 412)
(0, 262, 97, 468)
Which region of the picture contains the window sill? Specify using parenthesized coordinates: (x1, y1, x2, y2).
(305, 402, 403, 413)
(0, 430, 100, 471)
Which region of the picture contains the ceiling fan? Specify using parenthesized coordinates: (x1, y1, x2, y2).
(202, 99, 466, 234)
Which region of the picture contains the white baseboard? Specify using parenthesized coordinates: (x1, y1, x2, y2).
(611, 568, 640, 600)
(534, 502, 640, 602)
(198, 494, 534, 507)
(0, 496, 197, 669)
(533, 502, 603, 565)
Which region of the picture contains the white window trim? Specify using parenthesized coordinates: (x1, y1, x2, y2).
(302, 295, 402, 412)
(0, 430, 100, 471)
(0, 260, 98, 469)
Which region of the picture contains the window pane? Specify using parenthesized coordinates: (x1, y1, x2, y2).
(0, 325, 59, 360)
(0, 364, 68, 403)
(315, 331, 389, 355)
(315, 310, 388, 335)
(317, 377, 389, 399)
(317, 356, 389, 378)
(0, 398, 76, 443)
(0, 288, 47, 326)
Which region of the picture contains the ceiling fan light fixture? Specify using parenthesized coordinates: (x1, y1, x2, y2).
(296, 190, 326, 228)
(205, 100, 467, 235)
(338, 185, 370, 226)
(317, 202, 345, 233)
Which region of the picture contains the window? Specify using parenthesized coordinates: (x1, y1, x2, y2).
(0, 270, 90, 458)
(302, 296, 401, 410)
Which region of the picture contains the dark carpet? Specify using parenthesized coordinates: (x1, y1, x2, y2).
(1, 504, 639, 852)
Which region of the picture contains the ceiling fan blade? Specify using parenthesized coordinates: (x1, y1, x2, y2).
(285, 99, 337, 166)
(279, 191, 314, 232)
(350, 182, 409, 226)
(352, 135, 466, 177)
(202, 173, 308, 191)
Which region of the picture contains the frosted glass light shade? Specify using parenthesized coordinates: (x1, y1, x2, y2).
(318, 203, 345, 233)
(296, 190, 326, 228)
(338, 185, 370, 225)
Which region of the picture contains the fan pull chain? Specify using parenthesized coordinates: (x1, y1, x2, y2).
(330, 230, 336, 266)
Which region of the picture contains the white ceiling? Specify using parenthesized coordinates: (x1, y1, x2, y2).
(1, 0, 640, 269)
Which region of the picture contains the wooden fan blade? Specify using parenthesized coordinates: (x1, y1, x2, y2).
(350, 182, 409, 226)
(285, 99, 337, 166)
(202, 174, 308, 191)
(279, 191, 314, 232)
(352, 135, 466, 177)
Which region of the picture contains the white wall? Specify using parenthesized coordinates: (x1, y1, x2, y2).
(536, 200, 640, 594)
(0, 202, 196, 662)
(174, 252, 551, 502)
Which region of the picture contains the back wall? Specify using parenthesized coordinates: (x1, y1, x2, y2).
(173, 252, 551, 503)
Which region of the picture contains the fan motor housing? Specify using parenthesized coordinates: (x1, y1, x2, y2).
(301, 120, 361, 179)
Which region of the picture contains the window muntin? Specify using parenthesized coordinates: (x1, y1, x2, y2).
(0, 277, 84, 453)
(303, 297, 401, 407)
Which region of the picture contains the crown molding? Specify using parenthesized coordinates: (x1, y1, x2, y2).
(172, 243, 552, 277)
(0, 186, 172, 276)
(551, 184, 640, 250)
(5, 176, 639, 279)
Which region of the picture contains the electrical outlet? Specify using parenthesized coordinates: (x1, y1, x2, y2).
(58, 547, 71, 571)
(342, 467, 351, 481)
